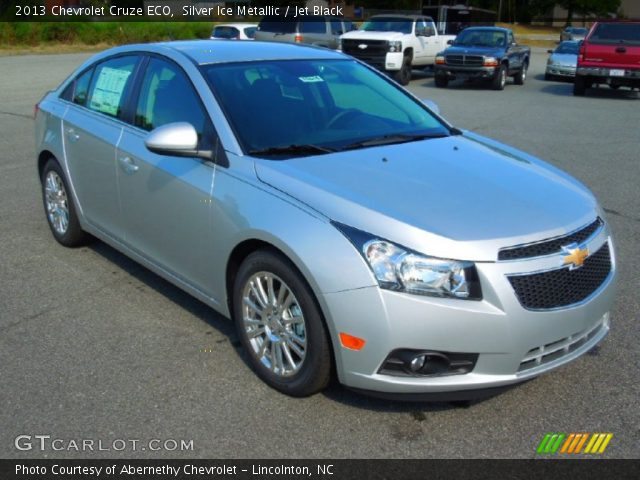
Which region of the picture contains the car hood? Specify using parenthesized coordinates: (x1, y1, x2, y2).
(549, 53, 577, 66)
(442, 45, 505, 57)
(254, 132, 598, 262)
(341, 30, 405, 41)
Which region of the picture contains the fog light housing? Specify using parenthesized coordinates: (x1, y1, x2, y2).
(379, 349, 478, 377)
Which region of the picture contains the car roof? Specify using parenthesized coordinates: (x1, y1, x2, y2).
(99, 40, 345, 66)
(461, 26, 511, 33)
(369, 14, 431, 20)
(214, 23, 258, 29)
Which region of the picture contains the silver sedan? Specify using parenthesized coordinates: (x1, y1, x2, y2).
(35, 40, 616, 400)
(545, 41, 580, 80)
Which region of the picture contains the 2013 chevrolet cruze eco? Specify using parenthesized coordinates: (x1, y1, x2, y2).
(35, 41, 616, 399)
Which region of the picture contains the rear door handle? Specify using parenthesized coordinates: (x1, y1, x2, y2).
(66, 128, 80, 143)
(118, 156, 139, 174)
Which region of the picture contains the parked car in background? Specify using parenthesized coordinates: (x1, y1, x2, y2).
(35, 41, 616, 400)
(254, 15, 354, 50)
(545, 41, 580, 80)
(211, 23, 258, 40)
(434, 27, 530, 90)
(339, 14, 456, 85)
(574, 21, 640, 95)
(561, 26, 588, 42)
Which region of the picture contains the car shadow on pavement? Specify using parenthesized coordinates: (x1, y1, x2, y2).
(88, 240, 238, 342)
(540, 82, 639, 99)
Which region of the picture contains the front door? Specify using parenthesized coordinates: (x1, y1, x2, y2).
(116, 57, 218, 294)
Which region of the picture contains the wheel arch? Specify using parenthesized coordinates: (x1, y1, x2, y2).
(38, 150, 57, 178)
(404, 47, 414, 61)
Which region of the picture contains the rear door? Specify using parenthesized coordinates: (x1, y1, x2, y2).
(62, 55, 140, 240)
(299, 17, 331, 47)
(584, 23, 640, 69)
(115, 56, 218, 294)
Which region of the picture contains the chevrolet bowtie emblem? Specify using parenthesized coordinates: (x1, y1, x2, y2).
(562, 243, 589, 270)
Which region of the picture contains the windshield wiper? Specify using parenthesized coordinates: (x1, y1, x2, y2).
(340, 133, 448, 151)
(248, 144, 336, 157)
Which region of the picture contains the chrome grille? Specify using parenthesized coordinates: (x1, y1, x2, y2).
(499, 218, 603, 261)
(445, 55, 484, 66)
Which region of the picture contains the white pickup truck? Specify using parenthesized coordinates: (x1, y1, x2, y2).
(340, 14, 456, 85)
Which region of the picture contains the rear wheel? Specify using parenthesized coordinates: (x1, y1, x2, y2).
(434, 75, 449, 88)
(41, 159, 88, 247)
(492, 64, 507, 90)
(233, 249, 332, 397)
(514, 62, 528, 85)
(393, 56, 412, 86)
(573, 76, 587, 96)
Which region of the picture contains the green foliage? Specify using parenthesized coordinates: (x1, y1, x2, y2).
(0, 21, 214, 46)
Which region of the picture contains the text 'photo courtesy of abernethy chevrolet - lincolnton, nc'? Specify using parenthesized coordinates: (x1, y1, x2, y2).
(35, 38, 616, 401)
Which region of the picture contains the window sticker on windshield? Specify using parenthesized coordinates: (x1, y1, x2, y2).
(89, 67, 131, 116)
(299, 75, 324, 83)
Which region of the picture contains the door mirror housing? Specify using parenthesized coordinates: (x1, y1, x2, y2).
(447, 39, 454, 45)
(421, 99, 440, 115)
(145, 122, 212, 160)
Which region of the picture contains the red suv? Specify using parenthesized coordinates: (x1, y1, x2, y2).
(574, 21, 640, 96)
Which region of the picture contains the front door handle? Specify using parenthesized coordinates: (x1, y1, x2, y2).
(66, 128, 80, 143)
(118, 156, 139, 174)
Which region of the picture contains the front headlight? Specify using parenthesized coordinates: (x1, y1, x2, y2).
(334, 223, 482, 300)
(388, 40, 402, 52)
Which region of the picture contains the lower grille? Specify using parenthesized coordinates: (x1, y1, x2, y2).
(518, 313, 608, 373)
(508, 243, 612, 310)
(445, 54, 484, 66)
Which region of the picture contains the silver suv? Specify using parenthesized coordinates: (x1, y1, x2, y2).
(254, 15, 354, 49)
(35, 41, 616, 400)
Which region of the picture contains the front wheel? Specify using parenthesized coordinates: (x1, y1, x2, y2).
(492, 64, 507, 90)
(233, 249, 332, 397)
(41, 159, 88, 247)
(435, 75, 449, 88)
(393, 56, 412, 86)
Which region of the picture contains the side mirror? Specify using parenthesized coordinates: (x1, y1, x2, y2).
(145, 122, 212, 160)
(421, 99, 440, 115)
(547, 49, 554, 54)
(447, 39, 454, 45)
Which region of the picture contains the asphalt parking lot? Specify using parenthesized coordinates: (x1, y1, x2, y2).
(1, 49, 638, 459)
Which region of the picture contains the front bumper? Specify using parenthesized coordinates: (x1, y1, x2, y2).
(434, 65, 497, 80)
(546, 65, 576, 77)
(322, 226, 616, 395)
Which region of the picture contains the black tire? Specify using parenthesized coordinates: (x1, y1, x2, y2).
(492, 64, 507, 90)
(573, 76, 587, 96)
(41, 158, 88, 247)
(514, 61, 528, 85)
(434, 75, 449, 88)
(393, 56, 412, 86)
(232, 249, 332, 397)
(544, 73, 552, 81)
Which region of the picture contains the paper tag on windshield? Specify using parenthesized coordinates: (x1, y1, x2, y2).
(299, 75, 324, 83)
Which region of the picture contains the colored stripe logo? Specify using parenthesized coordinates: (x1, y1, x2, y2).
(537, 433, 613, 454)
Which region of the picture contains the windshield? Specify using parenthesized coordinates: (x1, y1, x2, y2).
(361, 17, 413, 34)
(454, 29, 507, 47)
(555, 42, 580, 54)
(201, 59, 449, 156)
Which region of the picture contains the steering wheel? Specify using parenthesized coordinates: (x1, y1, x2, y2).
(326, 109, 362, 129)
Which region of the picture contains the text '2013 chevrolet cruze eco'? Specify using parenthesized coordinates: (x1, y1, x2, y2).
(35, 41, 616, 400)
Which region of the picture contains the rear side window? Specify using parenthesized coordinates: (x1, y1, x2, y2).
(244, 27, 257, 39)
(330, 19, 343, 35)
(87, 56, 138, 118)
(134, 57, 207, 136)
(589, 23, 640, 45)
(61, 68, 93, 106)
(258, 18, 296, 33)
(213, 26, 240, 39)
(300, 18, 326, 34)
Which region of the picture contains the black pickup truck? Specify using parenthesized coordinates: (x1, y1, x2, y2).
(434, 27, 530, 90)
